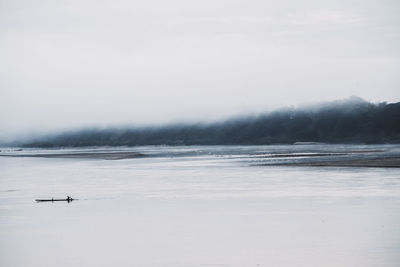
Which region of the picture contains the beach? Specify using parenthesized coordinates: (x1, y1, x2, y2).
(278, 156, 400, 168)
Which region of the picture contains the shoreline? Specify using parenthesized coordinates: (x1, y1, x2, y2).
(0, 151, 146, 160)
(1, 147, 400, 167)
(269, 157, 400, 168)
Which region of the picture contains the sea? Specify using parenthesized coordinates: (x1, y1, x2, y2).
(1, 144, 400, 267)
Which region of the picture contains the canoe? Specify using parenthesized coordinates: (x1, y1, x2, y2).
(35, 198, 74, 202)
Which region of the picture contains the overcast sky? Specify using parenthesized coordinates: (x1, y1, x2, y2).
(0, 0, 399, 140)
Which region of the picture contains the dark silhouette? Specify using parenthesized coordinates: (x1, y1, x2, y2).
(36, 196, 74, 202)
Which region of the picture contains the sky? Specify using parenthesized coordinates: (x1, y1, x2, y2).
(0, 0, 399, 140)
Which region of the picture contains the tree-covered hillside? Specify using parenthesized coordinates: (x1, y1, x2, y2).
(19, 98, 400, 147)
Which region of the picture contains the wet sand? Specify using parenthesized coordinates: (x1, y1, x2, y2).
(0, 151, 146, 160)
(1, 145, 400, 167)
(273, 157, 400, 168)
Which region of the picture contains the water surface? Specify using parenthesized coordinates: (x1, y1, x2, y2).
(1, 145, 400, 267)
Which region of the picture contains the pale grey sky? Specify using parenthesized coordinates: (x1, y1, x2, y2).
(0, 0, 399, 140)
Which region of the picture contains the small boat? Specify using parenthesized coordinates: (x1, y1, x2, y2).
(35, 196, 74, 202)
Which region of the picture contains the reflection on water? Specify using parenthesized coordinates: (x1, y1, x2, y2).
(1, 145, 400, 267)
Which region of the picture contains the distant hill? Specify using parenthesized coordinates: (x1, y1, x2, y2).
(18, 97, 400, 147)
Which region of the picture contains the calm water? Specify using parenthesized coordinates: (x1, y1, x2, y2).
(1, 145, 400, 267)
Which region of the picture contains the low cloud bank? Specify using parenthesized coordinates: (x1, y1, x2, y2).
(12, 97, 400, 147)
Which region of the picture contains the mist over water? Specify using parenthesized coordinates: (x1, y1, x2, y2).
(1, 1, 400, 140)
(1, 1, 400, 266)
(8, 97, 400, 146)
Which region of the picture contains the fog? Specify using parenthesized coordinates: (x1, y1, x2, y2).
(1, 0, 399, 141)
(11, 97, 400, 147)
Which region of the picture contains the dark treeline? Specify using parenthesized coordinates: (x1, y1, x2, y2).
(20, 97, 400, 147)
